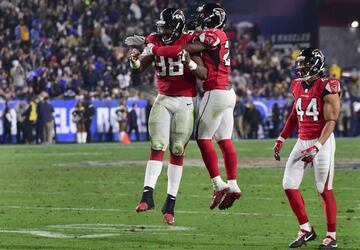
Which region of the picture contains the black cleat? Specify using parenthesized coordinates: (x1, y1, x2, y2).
(289, 227, 317, 248)
(135, 186, 155, 212)
(318, 236, 337, 249)
(161, 194, 176, 225)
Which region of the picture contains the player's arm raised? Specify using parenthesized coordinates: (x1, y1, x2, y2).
(180, 50, 207, 80)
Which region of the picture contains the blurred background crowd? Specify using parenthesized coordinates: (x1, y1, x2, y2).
(1, 0, 360, 143)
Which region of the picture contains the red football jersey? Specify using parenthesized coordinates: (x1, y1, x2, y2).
(291, 78, 341, 140)
(146, 33, 197, 97)
(195, 28, 231, 92)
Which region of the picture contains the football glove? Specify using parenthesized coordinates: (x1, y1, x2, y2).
(129, 48, 141, 69)
(301, 142, 322, 163)
(141, 43, 155, 57)
(273, 138, 283, 161)
(124, 34, 146, 46)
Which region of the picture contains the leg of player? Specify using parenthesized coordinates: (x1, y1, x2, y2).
(162, 153, 184, 225)
(283, 140, 317, 248)
(215, 100, 241, 210)
(314, 134, 338, 249)
(196, 91, 228, 209)
(136, 100, 170, 212)
(162, 98, 194, 224)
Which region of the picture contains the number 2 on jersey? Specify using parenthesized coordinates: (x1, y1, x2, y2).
(296, 98, 319, 121)
(156, 56, 184, 77)
(223, 41, 230, 66)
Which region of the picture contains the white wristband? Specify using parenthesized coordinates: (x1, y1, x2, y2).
(188, 60, 197, 71)
(314, 142, 322, 151)
(130, 59, 140, 69)
(277, 136, 285, 142)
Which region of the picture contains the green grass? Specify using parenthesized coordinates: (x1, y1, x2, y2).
(0, 139, 359, 249)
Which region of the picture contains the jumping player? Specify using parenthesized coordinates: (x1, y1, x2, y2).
(147, 3, 242, 210)
(126, 8, 207, 225)
(274, 48, 340, 249)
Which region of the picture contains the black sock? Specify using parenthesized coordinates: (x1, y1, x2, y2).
(141, 186, 154, 206)
(162, 194, 176, 215)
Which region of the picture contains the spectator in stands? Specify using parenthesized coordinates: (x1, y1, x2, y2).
(43, 96, 55, 144)
(2, 107, 12, 143)
(271, 103, 281, 138)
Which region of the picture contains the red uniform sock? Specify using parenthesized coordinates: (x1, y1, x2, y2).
(320, 178, 337, 232)
(217, 139, 237, 180)
(169, 153, 184, 166)
(285, 189, 309, 225)
(150, 149, 164, 161)
(196, 139, 220, 178)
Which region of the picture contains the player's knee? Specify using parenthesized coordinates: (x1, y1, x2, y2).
(316, 182, 325, 193)
(283, 176, 299, 190)
(170, 142, 185, 156)
(151, 140, 167, 151)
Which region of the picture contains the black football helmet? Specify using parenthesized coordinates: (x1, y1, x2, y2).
(195, 3, 227, 29)
(295, 48, 325, 80)
(156, 8, 185, 44)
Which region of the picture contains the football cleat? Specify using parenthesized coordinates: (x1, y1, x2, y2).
(135, 187, 155, 213)
(218, 192, 241, 210)
(318, 236, 337, 249)
(209, 187, 229, 209)
(289, 228, 317, 248)
(135, 201, 154, 213)
(163, 213, 175, 225)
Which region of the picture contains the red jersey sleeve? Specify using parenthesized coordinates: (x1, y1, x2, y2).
(324, 79, 341, 96)
(197, 30, 221, 47)
(280, 104, 298, 139)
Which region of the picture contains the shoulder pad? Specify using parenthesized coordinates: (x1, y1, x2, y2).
(290, 79, 301, 92)
(145, 33, 158, 44)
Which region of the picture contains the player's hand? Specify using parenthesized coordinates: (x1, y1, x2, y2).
(273, 139, 283, 161)
(129, 48, 140, 62)
(179, 49, 191, 64)
(300, 145, 320, 163)
(129, 48, 141, 69)
(124, 35, 146, 46)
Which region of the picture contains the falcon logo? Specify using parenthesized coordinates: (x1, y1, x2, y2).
(172, 9, 185, 23)
(331, 85, 337, 92)
(207, 37, 213, 44)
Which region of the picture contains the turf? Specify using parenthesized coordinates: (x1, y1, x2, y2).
(0, 139, 359, 249)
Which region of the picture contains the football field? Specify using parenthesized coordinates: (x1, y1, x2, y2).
(0, 139, 359, 249)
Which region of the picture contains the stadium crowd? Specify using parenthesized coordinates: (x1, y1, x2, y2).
(1, 0, 360, 143)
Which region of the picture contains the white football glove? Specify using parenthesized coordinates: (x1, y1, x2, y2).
(140, 43, 155, 57)
(124, 35, 146, 46)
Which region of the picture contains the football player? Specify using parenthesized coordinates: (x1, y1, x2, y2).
(126, 8, 207, 225)
(144, 3, 242, 210)
(273, 48, 340, 249)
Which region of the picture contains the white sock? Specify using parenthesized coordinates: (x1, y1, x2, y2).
(300, 222, 311, 232)
(326, 232, 336, 239)
(144, 160, 163, 189)
(211, 176, 228, 191)
(228, 179, 241, 193)
(76, 133, 81, 143)
(167, 163, 183, 197)
(81, 132, 87, 143)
